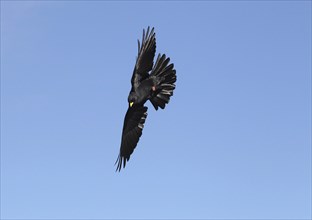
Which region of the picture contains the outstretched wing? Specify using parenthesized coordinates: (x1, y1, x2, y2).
(131, 26, 156, 89)
(115, 105, 148, 171)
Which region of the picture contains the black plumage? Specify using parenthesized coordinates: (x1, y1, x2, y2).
(115, 27, 177, 171)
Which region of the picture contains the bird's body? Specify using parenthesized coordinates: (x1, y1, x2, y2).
(128, 77, 157, 105)
(115, 27, 176, 171)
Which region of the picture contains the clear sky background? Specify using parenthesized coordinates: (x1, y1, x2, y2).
(1, 1, 311, 219)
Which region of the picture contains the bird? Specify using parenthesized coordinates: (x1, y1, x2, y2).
(115, 27, 177, 171)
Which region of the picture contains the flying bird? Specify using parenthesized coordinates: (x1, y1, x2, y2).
(115, 27, 177, 171)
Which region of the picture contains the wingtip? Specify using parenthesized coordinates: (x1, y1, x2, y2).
(146, 26, 150, 39)
(142, 26, 156, 43)
(123, 157, 127, 168)
(115, 155, 122, 172)
(115, 154, 131, 172)
(137, 39, 141, 53)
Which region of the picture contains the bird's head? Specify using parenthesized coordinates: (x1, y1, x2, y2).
(128, 92, 138, 107)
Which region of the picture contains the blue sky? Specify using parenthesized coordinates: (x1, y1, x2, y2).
(1, 1, 311, 219)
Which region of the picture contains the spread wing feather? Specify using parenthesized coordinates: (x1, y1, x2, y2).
(131, 27, 156, 88)
(149, 54, 176, 110)
(115, 105, 148, 171)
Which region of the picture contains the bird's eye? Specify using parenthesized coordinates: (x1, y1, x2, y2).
(129, 102, 134, 107)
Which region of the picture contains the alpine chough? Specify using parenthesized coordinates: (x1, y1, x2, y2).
(115, 27, 177, 171)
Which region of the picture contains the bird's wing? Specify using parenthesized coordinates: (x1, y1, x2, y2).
(131, 26, 156, 88)
(115, 105, 148, 171)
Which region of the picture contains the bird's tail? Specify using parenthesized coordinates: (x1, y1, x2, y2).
(149, 54, 176, 110)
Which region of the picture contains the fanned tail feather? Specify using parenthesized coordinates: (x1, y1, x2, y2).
(150, 54, 177, 110)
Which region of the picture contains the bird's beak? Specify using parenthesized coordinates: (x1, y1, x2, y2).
(129, 102, 134, 107)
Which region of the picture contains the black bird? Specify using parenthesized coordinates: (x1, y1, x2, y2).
(115, 27, 177, 171)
